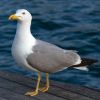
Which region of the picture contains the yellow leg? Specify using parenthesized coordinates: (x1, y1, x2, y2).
(39, 73, 49, 92)
(25, 71, 41, 96)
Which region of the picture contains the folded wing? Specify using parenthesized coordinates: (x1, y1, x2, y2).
(26, 40, 81, 73)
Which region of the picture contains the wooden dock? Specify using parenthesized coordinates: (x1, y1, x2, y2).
(0, 71, 100, 100)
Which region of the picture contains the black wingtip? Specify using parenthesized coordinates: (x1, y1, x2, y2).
(72, 58, 98, 67)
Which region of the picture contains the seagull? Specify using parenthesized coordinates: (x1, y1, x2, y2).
(9, 9, 97, 96)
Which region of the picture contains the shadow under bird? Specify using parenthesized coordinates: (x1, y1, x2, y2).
(9, 9, 97, 96)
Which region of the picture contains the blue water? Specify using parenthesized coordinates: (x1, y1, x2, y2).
(0, 0, 100, 89)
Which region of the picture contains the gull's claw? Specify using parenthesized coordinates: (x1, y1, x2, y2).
(25, 91, 38, 96)
(39, 86, 49, 92)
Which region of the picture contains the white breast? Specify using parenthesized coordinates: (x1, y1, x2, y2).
(11, 32, 37, 70)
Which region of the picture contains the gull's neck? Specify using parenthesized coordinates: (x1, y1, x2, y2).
(16, 21, 31, 34)
(15, 21, 36, 43)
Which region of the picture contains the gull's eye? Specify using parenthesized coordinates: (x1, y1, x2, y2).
(22, 12, 25, 15)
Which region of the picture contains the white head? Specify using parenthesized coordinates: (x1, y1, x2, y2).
(9, 9, 32, 22)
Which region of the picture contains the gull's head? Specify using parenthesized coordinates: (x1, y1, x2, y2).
(9, 9, 32, 22)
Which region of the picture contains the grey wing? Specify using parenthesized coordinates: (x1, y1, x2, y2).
(26, 40, 81, 73)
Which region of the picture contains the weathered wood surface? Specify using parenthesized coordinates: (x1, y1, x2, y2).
(0, 71, 99, 100)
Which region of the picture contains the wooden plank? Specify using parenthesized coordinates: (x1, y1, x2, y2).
(0, 97, 8, 100)
(0, 70, 97, 98)
(0, 73, 66, 100)
(0, 71, 99, 100)
(47, 86, 94, 100)
(51, 81, 100, 100)
(0, 87, 37, 100)
(0, 71, 33, 87)
(36, 93, 66, 100)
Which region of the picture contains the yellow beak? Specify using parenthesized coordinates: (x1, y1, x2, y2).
(9, 14, 19, 20)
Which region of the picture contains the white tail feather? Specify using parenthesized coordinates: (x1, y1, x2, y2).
(74, 66, 89, 71)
